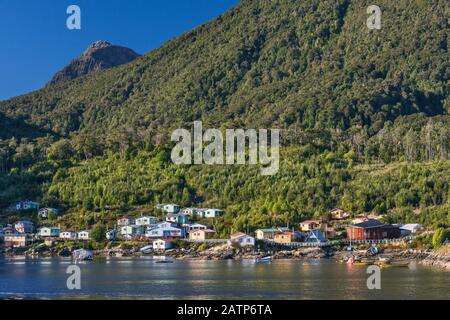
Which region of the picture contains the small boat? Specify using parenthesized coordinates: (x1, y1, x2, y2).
(380, 262, 410, 269)
(155, 260, 174, 264)
(352, 261, 375, 266)
(73, 249, 93, 262)
(255, 256, 272, 263)
(139, 245, 153, 254)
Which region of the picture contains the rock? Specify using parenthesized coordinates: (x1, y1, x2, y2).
(48, 40, 140, 85)
(58, 247, 72, 257)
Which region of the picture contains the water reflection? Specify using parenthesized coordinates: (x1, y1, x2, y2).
(0, 257, 448, 300)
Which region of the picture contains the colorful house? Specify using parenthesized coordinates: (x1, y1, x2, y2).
(14, 221, 34, 234)
(106, 229, 117, 240)
(166, 213, 189, 225)
(256, 229, 277, 240)
(274, 231, 294, 243)
(120, 225, 145, 237)
(38, 207, 59, 219)
(117, 217, 135, 227)
(15, 200, 40, 211)
(228, 232, 255, 247)
(305, 230, 326, 243)
(299, 220, 321, 232)
(157, 204, 181, 214)
(4, 234, 31, 248)
(204, 209, 224, 218)
(189, 229, 215, 241)
(77, 230, 91, 240)
(38, 227, 61, 238)
(135, 216, 157, 226)
(394, 224, 423, 236)
(180, 208, 197, 216)
(346, 220, 401, 241)
(153, 239, 173, 251)
(188, 223, 208, 231)
(330, 208, 350, 220)
(146, 225, 184, 239)
(60, 231, 77, 240)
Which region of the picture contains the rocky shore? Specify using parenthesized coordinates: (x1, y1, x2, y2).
(419, 246, 450, 270)
(2, 243, 449, 271)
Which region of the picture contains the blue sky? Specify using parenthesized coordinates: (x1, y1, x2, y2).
(0, 0, 240, 101)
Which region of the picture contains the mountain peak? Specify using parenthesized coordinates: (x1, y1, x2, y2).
(49, 41, 140, 85)
(84, 40, 112, 53)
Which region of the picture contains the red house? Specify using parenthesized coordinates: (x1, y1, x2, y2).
(346, 220, 400, 241)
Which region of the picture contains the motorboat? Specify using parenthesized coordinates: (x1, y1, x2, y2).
(73, 249, 93, 262)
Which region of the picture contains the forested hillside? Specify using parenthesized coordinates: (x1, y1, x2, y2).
(0, 0, 448, 232)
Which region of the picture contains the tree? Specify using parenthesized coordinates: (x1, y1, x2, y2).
(91, 224, 106, 243)
(432, 228, 448, 248)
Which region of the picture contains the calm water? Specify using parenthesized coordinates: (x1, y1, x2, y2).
(0, 257, 448, 300)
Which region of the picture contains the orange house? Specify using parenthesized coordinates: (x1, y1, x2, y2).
(273, 232, 293, 243)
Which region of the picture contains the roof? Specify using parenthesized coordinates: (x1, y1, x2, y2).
(300, 220, 321, 224)
(15, 220, 33, 224)
(256, 228, 280, 233)
(167, 213, 187, 218)
(275, 231, 292, 236)
(350, 220, 387, 229)
(230, 232, 247, 239)
(192, 229, 215, 234)
(306, 230, 326, 242)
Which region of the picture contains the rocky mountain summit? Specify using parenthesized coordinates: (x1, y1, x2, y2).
(48, 40, 140, 85)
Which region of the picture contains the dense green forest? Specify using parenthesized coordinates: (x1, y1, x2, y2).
(0, 0, 448, 233)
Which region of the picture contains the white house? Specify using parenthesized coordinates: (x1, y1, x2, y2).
(106, 229, 117, 240)
(60, 231, 77, 240)
(38, 227, 61, 238)
(14, 221, 34, 234)
(228, 232, 255, 247)
(155, 221, 177, 229)
(188, 223, 208, 231)
(77, 230, 90, 240)
(204, 209, 224, 218)
(395, 224, 423, 236)
(157, 204, 181, 214)
(120, 225, 145, 237)
(135, 216, 157, 226)
(38, 207, 59, 219)
(153, 239, 173, 251)
(180, 208, 197, 216)
(117, 217, 135, 226)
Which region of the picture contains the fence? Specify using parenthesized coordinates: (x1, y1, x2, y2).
(185, 239, 228, 244)
(263, 237, 416, 248)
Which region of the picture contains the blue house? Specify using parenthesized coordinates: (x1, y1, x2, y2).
(305, 230, 326, 243)
(166, 213, 189, 225)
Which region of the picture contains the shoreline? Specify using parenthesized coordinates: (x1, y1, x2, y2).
(2, 245, 448, 270)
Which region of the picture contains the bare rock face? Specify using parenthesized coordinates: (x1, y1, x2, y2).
(49, 40, 140, 85)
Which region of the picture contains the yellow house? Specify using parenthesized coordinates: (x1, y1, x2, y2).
(189, 229, 215, 241)
(299, 220, 321, 232)
(273, 232, 293, 243)
(255, 228, 289, 241)
(330, 208, 350, 220)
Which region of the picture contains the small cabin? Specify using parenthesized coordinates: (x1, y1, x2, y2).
(299, 220, 321, 232)
(77, 230, 91, 240)
(153, 239, 173, 251)
(39, 227, 61, 238)
(189, 229, 215, 241)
